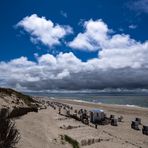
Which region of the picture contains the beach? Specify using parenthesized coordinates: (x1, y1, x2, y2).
(1, 1, 148, 148)
(15, 98, 148, 148)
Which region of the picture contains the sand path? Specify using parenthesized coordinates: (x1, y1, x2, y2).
(15, 108, 70, 148)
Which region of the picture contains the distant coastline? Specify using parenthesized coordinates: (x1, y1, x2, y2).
(23, 91, 148, 108)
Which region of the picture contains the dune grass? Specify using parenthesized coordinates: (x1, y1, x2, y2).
(64, 135, 80, 148)
(0, 87, 36, 107)
(0, 109, 20, 148)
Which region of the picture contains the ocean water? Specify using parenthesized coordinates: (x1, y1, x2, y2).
(27, 92, 148, 108)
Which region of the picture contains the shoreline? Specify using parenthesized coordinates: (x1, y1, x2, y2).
(47, 96, 148, 110)
(35, 95, 148, 108)
(51, 98, 148, 118)
(66, 98, 146, 109)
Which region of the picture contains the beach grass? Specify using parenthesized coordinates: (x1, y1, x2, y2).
(64, 135, 80, 148)
(0, 109, 20, 148)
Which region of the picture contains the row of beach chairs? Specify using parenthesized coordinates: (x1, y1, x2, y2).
(47, 101, 148, 136)
(131, 118, 148, 135)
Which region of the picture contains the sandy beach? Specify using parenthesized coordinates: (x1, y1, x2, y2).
(15, 98, 148, 148)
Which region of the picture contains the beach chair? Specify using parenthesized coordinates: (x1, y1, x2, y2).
(74, 109, 78, 114)
(111, 118, 118, 126)
(58, 107, 61, 114)
(118, 116, 123, 122)
(142, 125, 148, 135)
(66, 110, 70, 116)
(135, 118, 141, 125)
(110, 115, 115, 119)
(131, 121, 140, 130)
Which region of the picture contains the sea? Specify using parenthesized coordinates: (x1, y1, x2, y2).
(26, 91, 148, 108)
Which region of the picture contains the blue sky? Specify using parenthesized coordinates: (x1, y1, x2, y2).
(0, 0, 148, 91)
(0, 0, 147, 61)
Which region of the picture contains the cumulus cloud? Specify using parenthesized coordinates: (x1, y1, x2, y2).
(16, 14, 73, 47)
(1, 49, 148, 91)
(1, 19, 148, 91)
(68, 19, 148, 69)
(69, 19, 141, 52)
(69, 19, 109, 51)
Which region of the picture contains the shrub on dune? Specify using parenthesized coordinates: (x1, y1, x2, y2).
(0, 109, 20, 148)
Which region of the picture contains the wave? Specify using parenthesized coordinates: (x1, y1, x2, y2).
(69, 99, 146, 109)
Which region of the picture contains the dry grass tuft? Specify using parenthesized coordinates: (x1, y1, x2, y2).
(0, 109, 20, 148)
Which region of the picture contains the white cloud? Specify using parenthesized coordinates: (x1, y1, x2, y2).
(16, 14, 73, 47)
(128, 24, 137, 29)
(56, 69, 70, 79)
(38, 54, 57, 65)
(1, 47, 148, 91)
(68, 19, 148, 69)
(1, 18, 148, 91)
(69, 19, 109, 51)
(69, 19, 140, 52)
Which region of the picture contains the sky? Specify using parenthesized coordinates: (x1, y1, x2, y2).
(0, 0, 148, 92)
